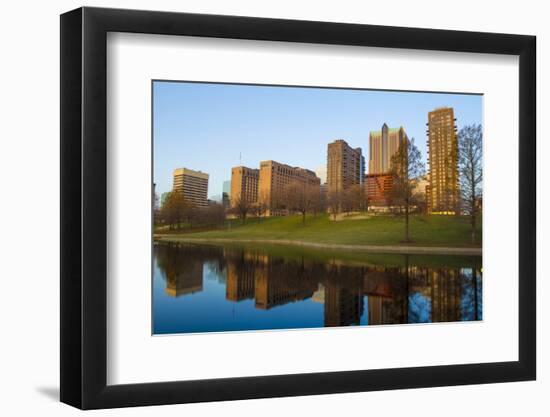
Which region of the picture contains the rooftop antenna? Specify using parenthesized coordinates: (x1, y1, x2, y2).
(239, 152, 242, 165)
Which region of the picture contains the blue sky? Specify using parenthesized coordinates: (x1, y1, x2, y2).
(153, 81, 482, 199)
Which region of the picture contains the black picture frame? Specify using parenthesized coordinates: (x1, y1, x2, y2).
(60, 6, 536, 410)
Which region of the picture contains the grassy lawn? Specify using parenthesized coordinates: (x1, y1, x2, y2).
(156, 213, 482, 247)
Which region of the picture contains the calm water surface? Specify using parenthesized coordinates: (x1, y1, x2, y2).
(153, 242, 482, 334)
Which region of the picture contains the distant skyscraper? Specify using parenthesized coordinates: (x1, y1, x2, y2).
(426, 107, 459, 214)
(326, 139, 364, 194)
(368, 123, 408, 175)
(230, 166, 259, 208)
(172, 167, 209, 208)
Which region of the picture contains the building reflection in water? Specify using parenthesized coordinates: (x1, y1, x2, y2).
(155, 243, 212, 297)
(155, 242, 482, 327)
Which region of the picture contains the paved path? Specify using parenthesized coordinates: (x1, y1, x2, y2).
(154, 235, 482, 256)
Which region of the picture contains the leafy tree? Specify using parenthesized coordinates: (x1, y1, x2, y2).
(388, 138, 425, 242)
(160, 191, 192, 229)
(458, 124, 483, 243)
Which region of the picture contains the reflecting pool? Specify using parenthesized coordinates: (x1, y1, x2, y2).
(153, 242, 482, 334)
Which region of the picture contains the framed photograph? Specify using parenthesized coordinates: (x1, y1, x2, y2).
(60, 6, 536, 409)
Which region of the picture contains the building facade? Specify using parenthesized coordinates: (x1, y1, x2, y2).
(426, 107, 459, 214)
(368, 123, 408, 175)
(172, 167, 209, 208)
(230, 166, 259, 208)
(326, 139, 365, 195)
(258, 160, 321, 214)
(365, 173, 394, 206)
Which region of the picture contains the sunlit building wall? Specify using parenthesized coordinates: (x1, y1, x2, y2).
(426, 107, 459, 214)
(326, 139, 364, 195)
(230, 166, 259, 208)
(172, 167, 209, 208)
(258, 160, 320, 215)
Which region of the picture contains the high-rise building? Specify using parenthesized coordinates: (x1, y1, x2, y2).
(426, 107, 459, 214)
(230, 166, 259, 208)
(365, 124, 408, 206)
(258, 160, 320, 215)
(172, 167, 209, 208)
(368, 123, 408, 175)
(326, 139, 364, 195)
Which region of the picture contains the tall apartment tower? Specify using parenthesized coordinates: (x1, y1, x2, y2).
(172, 167, 209, 208)
(258, 160, 321, 214)
(426, 107, 459, 214)
(326, 139, 365, 194)
(230, 166, 259, 208)
(368, 123, 408, 174)
(365, 124, 408, 206)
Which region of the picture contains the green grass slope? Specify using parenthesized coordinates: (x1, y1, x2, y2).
(158, 214, 482, 247)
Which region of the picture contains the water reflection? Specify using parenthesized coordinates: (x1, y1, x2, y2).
(153, 242, 482, 334)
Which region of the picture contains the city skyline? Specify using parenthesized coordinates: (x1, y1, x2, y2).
(153, 81, 482, 199)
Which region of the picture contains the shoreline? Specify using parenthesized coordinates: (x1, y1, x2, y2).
(154, 235, 482, 256)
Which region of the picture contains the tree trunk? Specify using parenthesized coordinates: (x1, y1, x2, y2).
(302, 211, 306, 224)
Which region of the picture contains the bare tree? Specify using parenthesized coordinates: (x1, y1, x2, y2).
(285, 182, 319, 224)
(458, 124, 483, 243)
(232, 195, 252, 224)
(198, 203, 226, 226)
(388, 138, 426, 242)
(340, 188, 355, 216)
(348, 183, 368, 213)
(311, 187, 327, 217)
(413, 190, 428, 214)
(327, 191, 341, 221)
